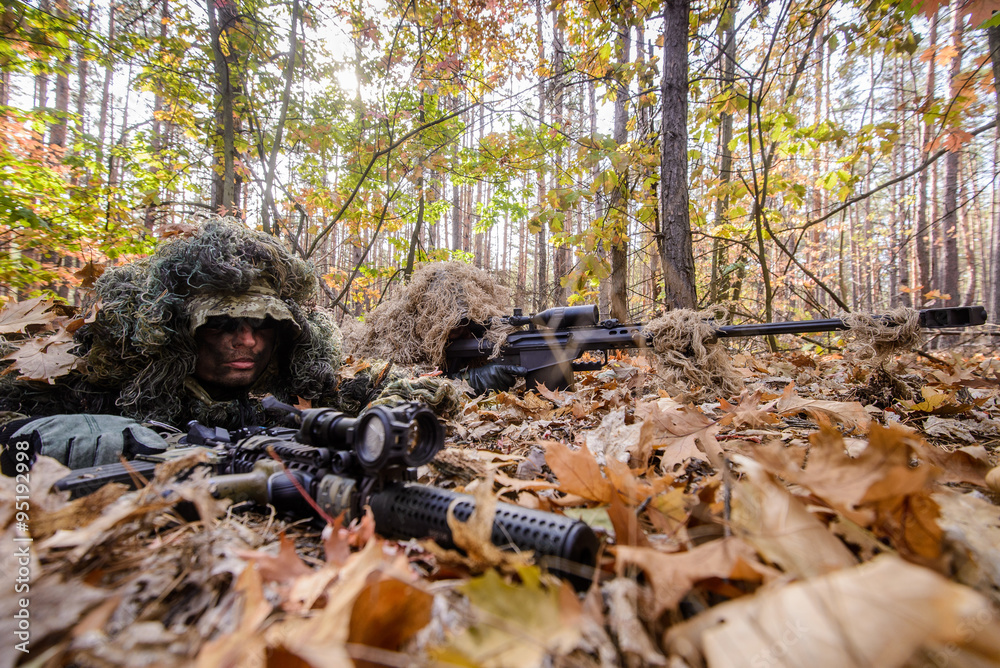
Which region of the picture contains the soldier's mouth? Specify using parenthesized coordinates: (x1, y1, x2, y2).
(225, 360, 257, 370)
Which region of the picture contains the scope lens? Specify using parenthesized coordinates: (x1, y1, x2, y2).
(403, 413, 441, 467)
(356, 415, 387, 468)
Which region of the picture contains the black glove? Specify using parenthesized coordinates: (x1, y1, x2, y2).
(460, 363, 528, 395)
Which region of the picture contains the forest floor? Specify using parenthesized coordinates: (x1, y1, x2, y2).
(2, 333, 1000, 668)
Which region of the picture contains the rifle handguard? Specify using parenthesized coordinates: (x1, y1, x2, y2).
(369, 483, 600, 587)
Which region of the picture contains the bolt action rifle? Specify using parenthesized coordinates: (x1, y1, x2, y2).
(444, 305, 990, 392)
(53, 398, 600, 587)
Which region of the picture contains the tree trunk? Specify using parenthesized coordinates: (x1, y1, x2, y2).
(534, 0, 548, 311)
(941, 4, 963, 306)
(552, 17, 571, 306)
(207, 0, 238, 212)
(607, 11, 632, 323)
(658, 0, 697, 310)
(989, 25, 1000, 323)
(915, 10, 937, 307)
(709, 3, 735, 305)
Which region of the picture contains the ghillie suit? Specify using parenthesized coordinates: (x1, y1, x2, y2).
(341, 261, 513, 409)
(1, 220, 343, 429)
(347, 261, 513, 367)
(644, 308, 745, 402)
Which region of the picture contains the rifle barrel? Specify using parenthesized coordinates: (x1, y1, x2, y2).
(713, 306, 987, 339)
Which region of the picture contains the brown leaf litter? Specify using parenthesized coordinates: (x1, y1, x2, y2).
(2, 315, 999, 668)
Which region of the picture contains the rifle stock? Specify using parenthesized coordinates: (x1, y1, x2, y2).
(445, 305, 989, 391)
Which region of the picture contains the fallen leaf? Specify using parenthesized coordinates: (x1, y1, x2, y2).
(430, 567, 583, 667)
(0, 575, 108, 668)
(775, 383, 870, 432)
(544, 441, 615, 503)
(238, 531, 312, 584)
(583, 408, 644, 466)
(3, 329, 86, 383)
(0, 296, 59, 334)
(271, 541, 387, 666)
(74, 261, 105, 288)
(934, 489, 1000, 606)
(730, 455, 858, 578)
(636, 400, 722, 472)
(615, 537, 765, 618)
(195, 565, 271, 667)
(604, 578, 667, 666)
(434, 469, 534, 574)
(717, 390, 781, 429)
(665, 554, 1000, 668)
(606, 490, 650, 547)
(348, 573, 433, 666)
(901, 386, 977, 415)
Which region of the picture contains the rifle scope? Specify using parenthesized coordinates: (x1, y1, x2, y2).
(298, 402, 443, 471)
(507, 305, 599, 329)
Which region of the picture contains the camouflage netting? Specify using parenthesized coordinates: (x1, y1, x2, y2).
(841, 307, 923, 361)
(644, 309, 745, 401)
(334, 361, 464, 418)
(2, 218, 343, 429)
(347, 262, 514, 367)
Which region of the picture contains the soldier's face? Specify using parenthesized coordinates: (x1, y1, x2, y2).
(194, 316, 278, 390)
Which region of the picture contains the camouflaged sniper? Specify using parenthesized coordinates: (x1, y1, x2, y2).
(0, 219, 344, 429)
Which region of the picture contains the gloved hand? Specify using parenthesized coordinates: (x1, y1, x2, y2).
(460, 363, 528, 395)
(1, 414, 169, 473)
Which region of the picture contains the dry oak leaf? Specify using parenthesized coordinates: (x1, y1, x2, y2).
(615, 537, 766, 618)
(603, 456, 673, 506)
(901, 386, 978, 415)
(544, 440, 615, 503)
(751, 423, 897, 525)
(605, 578, 668, 666)
(730, 455, 858, 578)
(774, 382, 870, 432)
(3, 328, 85, 383)
(635, 400, 723, 472)
(664, 554, 1000, 668)
(717, 390, 781, 429)
(74, 260, 105, 288)
(752, 421, 944, 560)
(0, 296, 59, 334)
(0, 575, 108, 668)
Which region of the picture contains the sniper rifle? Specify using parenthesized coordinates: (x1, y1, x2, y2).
(54, 398, 600, 588)
(444, 305, 989, 391)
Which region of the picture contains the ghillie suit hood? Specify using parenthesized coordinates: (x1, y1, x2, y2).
(347, 261, 513, 367)
(74, 219, 343, 429)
